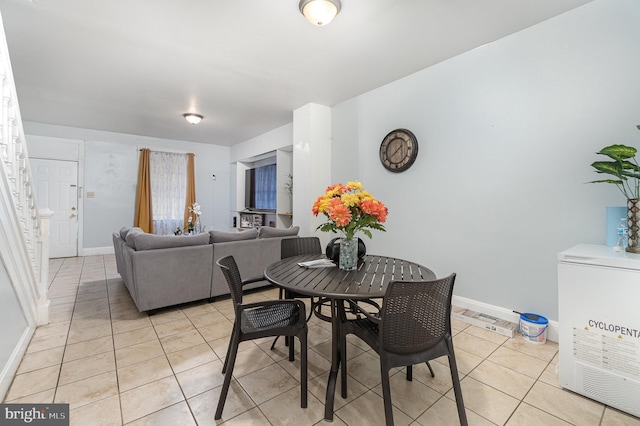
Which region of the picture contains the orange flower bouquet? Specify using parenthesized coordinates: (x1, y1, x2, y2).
(312, 181, 388, 240)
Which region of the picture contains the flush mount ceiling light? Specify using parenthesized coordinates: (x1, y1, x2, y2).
(183, 113, 203, 125)
(299, 0, 341, 26)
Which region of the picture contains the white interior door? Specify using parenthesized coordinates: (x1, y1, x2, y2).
(30, 158, 79, 258)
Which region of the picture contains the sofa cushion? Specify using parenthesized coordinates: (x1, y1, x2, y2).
(134, 232, 210, 250)
(209, 228, 258, 243)
(125, 227, 144, 248)
(258, 226, 299, 239)
(119, 226, 131, 240)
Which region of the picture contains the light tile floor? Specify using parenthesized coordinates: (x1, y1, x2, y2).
(4, 255, 640, 425)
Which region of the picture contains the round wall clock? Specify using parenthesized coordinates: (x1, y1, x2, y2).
(379, 128, 418, 173)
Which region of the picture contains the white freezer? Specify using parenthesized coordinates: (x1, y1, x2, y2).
(557, 244, 640, 417)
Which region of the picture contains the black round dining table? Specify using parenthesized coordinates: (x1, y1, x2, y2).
(264, 253, 436, 421)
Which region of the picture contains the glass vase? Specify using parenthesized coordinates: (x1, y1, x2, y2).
(627, 198, 640, 253)
(339, 237, 358, 271)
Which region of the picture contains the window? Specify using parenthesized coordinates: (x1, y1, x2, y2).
(254, 164, 277, 210)
(150, 151, 187, 235)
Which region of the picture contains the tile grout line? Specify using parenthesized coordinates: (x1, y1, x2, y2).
(151, 302, 210, 426)
(51, 256, 84, 408)
(448, 326, 554, 425)
(102, 255, 127, 426)
(54, 258, 118, 420)
(502, 354, 565, 426)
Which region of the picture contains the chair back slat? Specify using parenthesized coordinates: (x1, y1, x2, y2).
(381, 274, 456, 354)
(281, 237, 322, 259)
(216, 255, 244, 306)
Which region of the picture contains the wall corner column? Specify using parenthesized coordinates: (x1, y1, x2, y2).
(292, 104, 332, 244)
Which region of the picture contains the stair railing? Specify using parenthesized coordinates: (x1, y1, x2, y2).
(0, 15, 50, 326)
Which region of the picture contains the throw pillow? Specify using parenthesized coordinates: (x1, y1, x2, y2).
(124, 227, 144, 248)
(119, 226, 131, 240)
(133, 232, 210, 250)
(209, 228, 258, 243)
(258, 226, 300, 239)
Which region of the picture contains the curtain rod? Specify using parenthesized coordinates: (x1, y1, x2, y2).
(139, 148, 195, 156)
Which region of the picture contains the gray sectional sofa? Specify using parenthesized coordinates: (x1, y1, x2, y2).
(112, 225, 300, 313)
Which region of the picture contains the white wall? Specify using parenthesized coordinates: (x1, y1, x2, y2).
(330, 0, 640, 321)
(0, 258, 29, 399)
(230, 123, 292, 164)
(293, 104, 333, 241)
(24, 122, 231, 249)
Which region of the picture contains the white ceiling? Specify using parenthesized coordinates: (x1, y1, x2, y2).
(1, 0, 592, 146)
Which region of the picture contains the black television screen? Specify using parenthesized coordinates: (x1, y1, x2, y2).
(245, 164, 277, 212)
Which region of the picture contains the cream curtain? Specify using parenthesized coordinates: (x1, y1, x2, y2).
(150, 151, 188, 235)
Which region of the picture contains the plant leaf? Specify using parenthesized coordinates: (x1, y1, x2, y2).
(597, 145, 637, 161)
(591, 161, 624, 178)
(316, 223, 337, 233)
(620, 159, 640, 172)
(621, 169, 640, 180)
(587, 179, 625, 185)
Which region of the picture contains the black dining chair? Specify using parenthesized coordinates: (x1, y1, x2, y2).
(340, 274, 468, 426)
(214, 255, 308, 420)
(281, 236, 322, 257)
(281, 237, 327, 319)
(271, 237, 323, 351)
(279, 237, 324, 316)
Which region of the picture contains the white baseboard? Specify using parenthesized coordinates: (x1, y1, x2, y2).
(37, 298, 50, 326)
(82, 246, 114, 256)
(0, 327, 35, 401)
(452, 295, 558, 343)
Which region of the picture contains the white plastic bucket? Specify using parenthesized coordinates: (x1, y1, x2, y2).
(519, 313, 548, 344)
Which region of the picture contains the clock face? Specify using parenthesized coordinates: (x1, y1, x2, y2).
(379, 129, 418, 173)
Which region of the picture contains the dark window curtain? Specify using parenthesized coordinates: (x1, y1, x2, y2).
(255, 164, 276, 210)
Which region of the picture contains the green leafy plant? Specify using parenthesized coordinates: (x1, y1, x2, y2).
(589, 125, 640, 200)
(284, 173, 293, 196)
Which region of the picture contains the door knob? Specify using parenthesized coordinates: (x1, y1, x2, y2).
(71, 207, 76, 211)
(71, 213, 77, 218)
